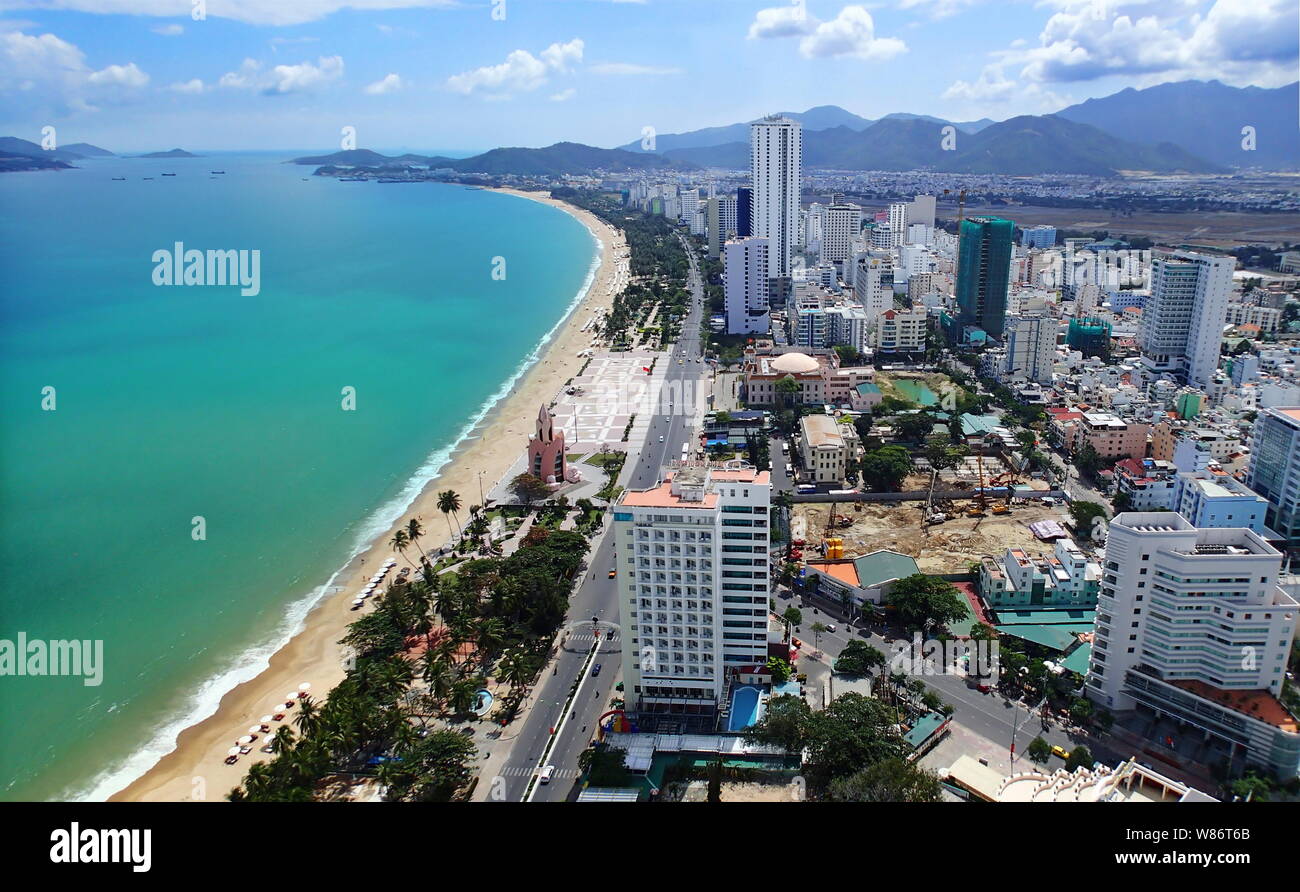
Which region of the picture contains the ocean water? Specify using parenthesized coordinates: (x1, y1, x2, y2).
(0, 153, 597, 800)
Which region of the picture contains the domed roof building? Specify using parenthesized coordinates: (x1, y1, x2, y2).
(769, 352, 820, 374)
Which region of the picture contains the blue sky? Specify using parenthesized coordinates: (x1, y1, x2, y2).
(1, 0, 1296, 152)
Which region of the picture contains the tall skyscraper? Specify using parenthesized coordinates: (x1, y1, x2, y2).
(615, 466, 772, 730)
(750, 116, 802, 281)
(723, 236, 771, 335)
(1140, 250, 1233, 386)
(736, 186, 753, 238)
(1085, 513, 1300, 778)
(1246, 406, 1300, 550)
(952, 216, 1014, 342)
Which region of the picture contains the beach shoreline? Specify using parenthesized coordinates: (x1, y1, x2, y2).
(109, 188, 625, 802)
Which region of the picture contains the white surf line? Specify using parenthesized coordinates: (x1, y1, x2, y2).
(523, 635, 603, 802)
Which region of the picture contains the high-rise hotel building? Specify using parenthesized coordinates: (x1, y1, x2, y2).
(723, 236, 771, 336)
(1247, 406, 1300, 552)
(1140, 250, 1233, 386)
(751, 116, 802, 285)
(1086, 513, 1299, 777)
(614, 466, 772, 728)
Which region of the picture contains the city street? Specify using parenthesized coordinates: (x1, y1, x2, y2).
(485, 237, 709, 801)
(785, 587, 1121, 767)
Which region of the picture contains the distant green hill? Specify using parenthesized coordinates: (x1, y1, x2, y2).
(293, 141, 697, 176)
(137, 148, 199, 158)
(62, 142, 114, 157)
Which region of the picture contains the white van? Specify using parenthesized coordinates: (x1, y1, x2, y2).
(540, 765, 555, 784)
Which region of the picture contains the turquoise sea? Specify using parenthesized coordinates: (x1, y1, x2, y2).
(0, 153, 597, 800)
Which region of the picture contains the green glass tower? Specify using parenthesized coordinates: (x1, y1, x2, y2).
(953, 216, 1014, 342)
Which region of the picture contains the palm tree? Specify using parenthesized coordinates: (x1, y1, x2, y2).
(269, 725, 296, 755)
(448, 678, 480, 716)
(389, 528, 415, 568)
(495, 648, 534, 693)
(437, 490, 462, 539)
(406, 518, 428, 562)
(293, 695, 319, 738)
(475, 618, 508, 663)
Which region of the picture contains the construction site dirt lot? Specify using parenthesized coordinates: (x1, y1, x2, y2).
(793, 500, 1074, 573)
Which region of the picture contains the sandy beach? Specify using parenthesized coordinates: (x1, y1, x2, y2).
(111, 189, 627, 802)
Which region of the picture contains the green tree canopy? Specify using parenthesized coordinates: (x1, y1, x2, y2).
(887, 574, 968, 632)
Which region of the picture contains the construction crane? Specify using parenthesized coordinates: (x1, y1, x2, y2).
(942, 187, 968, 225)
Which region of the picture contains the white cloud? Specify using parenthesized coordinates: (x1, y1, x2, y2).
(168, 77, 204, 93)
(539, 38, 584, 73)
(799, 6, 907, 60)
(588, 62, 682, 75)
(942, 63, 1070, 111)
(1009, 0, 1298, 88)
(151, 23, 182, 36)
(549, 87, 576, 102)
(0, 29, 150, 114)
(87, 61, 148, 87)
(446, 38, 583, 97)
(264, 55, 343, 94)
(364, 72, 402, 94)
(218, 58, 261, 89)
(897, 0, 980, 19)
(218, 54, 343, 95)
(0, 1, 459, 27)
(748, 3, 817, 39)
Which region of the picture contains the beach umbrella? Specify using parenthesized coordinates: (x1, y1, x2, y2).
(248, 726, 261, 735)
(299, 682, 312, 692)
(227, 747, 240, 756)
(285, 693, 297, 703)
(260, 716, 273, 724)
(237, 735, 253, 745)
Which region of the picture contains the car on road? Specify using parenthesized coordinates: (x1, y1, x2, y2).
(608, 568, 616, 578)
(1051, 744, 1069, 760)
(591, 663, 602, 676)
(658, 435, 664, 442)
(825, 624, 837, 633)
(539, 765, 555, 784)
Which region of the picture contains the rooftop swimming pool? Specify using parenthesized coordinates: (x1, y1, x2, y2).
(728, 684, 764, 732)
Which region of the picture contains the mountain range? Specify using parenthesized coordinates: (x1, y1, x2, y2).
(617, 106, 994, 154)
(0, 136, 115, 163)
(655, 114, 1220, 175)
(292, 141, 697, 176)
(621, 81, 1297, 174)
(1054, 80, 1299, 170)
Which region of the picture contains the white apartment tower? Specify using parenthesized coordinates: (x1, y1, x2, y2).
(615, 466, 773, 726)
(887, 202, 909, 248)
(1003, 314, 1059, 384)
(751, 116, 802, 280)
(822, 203, 862, 271)
(1140, 251, 1233, 386)
(1086, 513, 1300, 777)
(723, 236, 771, 336)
